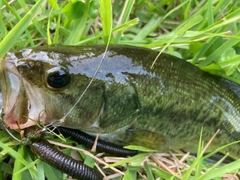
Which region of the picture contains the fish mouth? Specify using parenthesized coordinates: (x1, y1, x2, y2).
(1, 57, 46, 130)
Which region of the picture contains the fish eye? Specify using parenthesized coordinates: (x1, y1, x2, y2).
(46, 67, 71, 89)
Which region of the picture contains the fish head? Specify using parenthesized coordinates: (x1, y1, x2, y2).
(0, 46, 105, 130)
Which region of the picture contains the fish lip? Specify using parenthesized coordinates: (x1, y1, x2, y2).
(3, 61, 21, 114)
(1, 57, 46, 130)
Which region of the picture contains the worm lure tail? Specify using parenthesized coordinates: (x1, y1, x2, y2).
(30, 140, 103, 180)
(57, 127, 138, 156)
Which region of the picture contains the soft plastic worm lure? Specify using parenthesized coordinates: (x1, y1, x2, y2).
(56, 126, 138, 156)
(30, 140, 103, 180)
(0, 114, 103, 180)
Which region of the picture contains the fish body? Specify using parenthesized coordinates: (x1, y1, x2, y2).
(1, 45, 240, 158)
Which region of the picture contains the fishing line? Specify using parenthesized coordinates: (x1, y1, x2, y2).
(59, 31, 113, 123)
(0, 108, 21, 142)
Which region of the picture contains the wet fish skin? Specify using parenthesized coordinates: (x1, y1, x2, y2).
(1, 45, 240, 159)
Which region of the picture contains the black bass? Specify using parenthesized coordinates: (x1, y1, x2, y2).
(1, 45, 240, 159)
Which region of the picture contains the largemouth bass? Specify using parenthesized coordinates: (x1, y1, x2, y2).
(1, 45, 240, 159)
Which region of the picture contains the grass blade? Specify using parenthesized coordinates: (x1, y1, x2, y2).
(99, 0, 112, 43)
(0, 0, 46, 59)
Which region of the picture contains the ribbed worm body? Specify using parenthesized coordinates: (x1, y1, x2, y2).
(30, 141, 103, 180)
(57, 127, 138, 156)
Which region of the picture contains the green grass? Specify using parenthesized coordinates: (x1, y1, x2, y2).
(0, 0, 240, 179)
